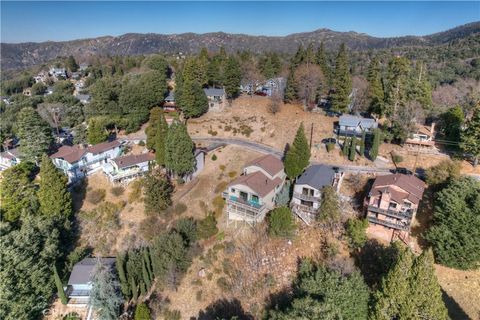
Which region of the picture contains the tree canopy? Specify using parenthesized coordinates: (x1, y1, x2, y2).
(284, 123, 311, 179)
(16, 107, 53, 161)
(164, 121, 196, 176)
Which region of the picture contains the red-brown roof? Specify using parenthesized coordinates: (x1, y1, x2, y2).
(113, 153, 155, 169)
(87, 140, 121, 155)
(50, 145, 86, 164)
(371, 174, 426, 205)
(245, 154, 283, 177)
(228, 171, 282, 197)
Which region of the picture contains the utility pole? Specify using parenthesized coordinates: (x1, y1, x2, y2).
(310, 123, 314, 150)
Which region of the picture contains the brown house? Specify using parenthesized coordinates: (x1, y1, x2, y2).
(364, 173, 426, 242)
(405, 123, 436, 147)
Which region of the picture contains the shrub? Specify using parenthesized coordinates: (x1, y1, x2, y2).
(227, 171, 237, 178)
(87, 189, 106, 205)
(63, 313, 81, 320)
(138, 140, 146, 147)
(110, 186, 125, 197)
(134, 303, 151, 320)
(128, 178, 144, 203)
(197, 213, 218, 239)
(174, 202, 187, 215)
(216, 277, 232, 292)
(174, 217, 197, 245)
(163, 309, 181, 320)
(211, 154, 217, 161)
(391, 153, 404, 164)
(219, 165, 226, 171)
(346, 218, 368, 249)
(268, 207, 296, 238)
(212, 195, 225, 214)
(176, 177, 185, 185)
(426, 160, 460, 187)
(326, 142, 335, 152)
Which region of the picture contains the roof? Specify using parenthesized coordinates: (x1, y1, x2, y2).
(76, 94, 91, 101)
(371, 173, 426, 205)
(0, 148, 22, 160)
(50, 145, 86, 164)
(113, 152, 155, 169)
(414, 124, 433, 137)
(296, 165, 336, 190)
(245, 154, 284, 177)
(203, 88, 225, 97)
(165, 91, 175, 101)
(67, 258, 115, 286)
(228, 171, 282, 197)
(339, 114, 377, 129)
(87, 140, 121, 155)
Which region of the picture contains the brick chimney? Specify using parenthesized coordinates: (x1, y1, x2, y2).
(430, 122, 436, 135)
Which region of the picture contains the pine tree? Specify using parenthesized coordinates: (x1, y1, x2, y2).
(116, 253, 130, 298)
(143, 249, 154, 283)
(349, 136, 357, 161)
(65, 55, 79, 72)
(145, 107, 168, 165)
(384, 56, 410, 116)
(315, 42, 331, 90)
(87, 118, 108, 145)
(89, 259, 123, 320)
(16, 107, 53, 162)
(143, 172, 173, 215)
(134, 303, 152, 320)
(176, 80, 208, 119)
(319, 186, 341, 224)
(367, 56, 385, 116)
(164, 121, 196, 176)
(292, 45, 306, 68)
(460, 106, 480, 166)
(223, 56, 242, 100)
(130, 276, 138, 301)
(53, 265, 67, 305)
(142, 258, 151, 289)
(359, 131, 366, 156)
(284, 123, 310, 179)
(369, 129, 381, 161)
(284, 69, 297, 103)
(331, 44, 352, 113)
(342, 137, 350, 156)
(38, 154, 72, 217)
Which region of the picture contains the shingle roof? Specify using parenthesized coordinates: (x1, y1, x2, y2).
(246, 154, 283, 177)
(50, 145, 86, 164)
(296, 165, 336, 190)
(87, 140, 121, 155)
(203, 88, 225, 97)
(113, 152, 155, 169)
(67, 258, 116, 286)
(339, 114, 377, 129)
(371, 173, 426, 205)
(229, 171, 282, 197)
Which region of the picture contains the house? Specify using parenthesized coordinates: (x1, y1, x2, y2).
(34, 71, 49, 84)
(49, 67, 67, 79)
(258, 77, 286, 97)
(364, 173, 426, 242)
(406, 123, 436, 148)
(0, 148, 22, 170)
(103, 152, 155, 184)
(338, 114, 378, 136)
(79, 63, 89, 71)
(290, 165, 341, 225)
(50, 140, 122, 183)
(67, 257, 115, 305)
(204, 88, 226, 112)
(163, 91, 177, 112)
(223, 154, 286, 225)
(75, 94, 91, 104)
(22, 88, 32, 96)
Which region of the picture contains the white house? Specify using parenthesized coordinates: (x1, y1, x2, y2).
(0, 148, 22, 170)
(338, 114, 378, 136)
(49, 67, 67, 80)
(67, 257, 115, 306)
(258, 77, 286, 97)
(223, 154, 286, 225)
(103, 152, 155, 184)
(50, 140, 122, 183)
(75, 93, 91, 104)
(290, 165, 340, 225)
(406, 123, 436, 148)
(204, 87, 226, 111)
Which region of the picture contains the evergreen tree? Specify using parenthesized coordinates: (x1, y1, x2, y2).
(342, 137, 350, 156)
(135, 303, 152, 320)
(65, 55, 79, 72)
(369, 129, 381, 161)
(89, 259, 123, 320)
(87, 118, 108, 145)
(143, 54, 169, 75)
(331, 44, 352, 113)
(284, 123, 310, 179)
(315, 42, 331, 91)
(384, 56, 410, 116)
(164, 121, 196, 176)
(223, 56, 242, 100)
(367, 56, 385, 116)
(349, 136, 357, 161)
(143, 249, 154, 284)
(130, 276, 138, 301)
(441, 106, 464, 143)
(116, 253, 130, 298)
(38, 154, 72, 217)
(143, 172, 173, 215)
(292, 45, 306, 68)
(145, 107, 168, 165)
(359, 131, 366, 156)
(176, 80, 208, 119)
(460, 106, 480, 166)
(268, 207, 296, 238)
(283, 69, 297, 103)
(142, 258, 152, 289)
(16, 107, 53, 162)
(53, 265, 67, 305)
(319, 186, 341, 224)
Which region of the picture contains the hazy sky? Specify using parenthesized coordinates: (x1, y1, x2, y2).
(1, 1, 479, 43)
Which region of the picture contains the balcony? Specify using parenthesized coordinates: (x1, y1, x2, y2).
(291, 203, 316, 225)
(293, 192, 319, 202)
(367, 216, 409, 231)
(226, 195, 267, 221)
(367, 205, 413, 220)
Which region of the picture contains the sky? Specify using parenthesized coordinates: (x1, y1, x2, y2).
(1, 1, 479, 43)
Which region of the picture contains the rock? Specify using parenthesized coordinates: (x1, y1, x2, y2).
(287, 240, 292, 246)
(198, 268, 206, 278)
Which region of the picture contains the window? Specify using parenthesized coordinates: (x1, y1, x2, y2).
(302, 188, 314, 196)
(389, 202, 397, 209)
(251, 195, 259, 203)
(231, 188, 236, 193)
(240, 191, 248, 201)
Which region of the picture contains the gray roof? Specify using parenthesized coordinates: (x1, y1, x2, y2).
(339, 114, 377, 129)
(165, 91, 175, 101)
(203, 88, 225, 97)
(296, 165, 336, 190)
(76, 94, 91, 101)
(67, 258, 115, 286)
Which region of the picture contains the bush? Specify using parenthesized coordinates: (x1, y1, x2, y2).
(391, 153, 404, 164)
(212, 195, 225, 214)
(173, 202, 187, 215)
(134, 303, 151, 320)
(196, 290, 203, 301)
(87, 189, 106, 205)
(110, 186, 125, 197)
(163, 309, 181, 320)
(128, 178, 144, 203)
(426, 160, 460, 187)
(346, 218, 368, 249)
(326, 142, 335, 152)
(176, 177, 185, 185)
(197, 213, 218, 239)
(268, 207, 296, 238)
(216, 277, 232, 292)
(138, 140, 145, 146)
(227, 171, 237, 178)
(174, 217, 197, 245)
(211, 154, 217, 161)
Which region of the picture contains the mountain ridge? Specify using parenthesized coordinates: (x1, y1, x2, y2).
(2, 21, 479, 70)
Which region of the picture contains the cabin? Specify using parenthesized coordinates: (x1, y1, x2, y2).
(103, 152, 155, 184)
(258, 77, 286, 97)
(223, 154, 286, 225)
(49, 67, 67, 80)
(75, 94, 91, 104)
(163, 91, 177, 112)
(204, 88, 226, 112)
(0, 148, 22, 170)
(364, 173, 426, 243)
(338, 114, 378, 136)
(290, 165, 341, 225)
(50, 140, 122, 183)
(67, 257, 115, 306)
(406, 123, 436, 148)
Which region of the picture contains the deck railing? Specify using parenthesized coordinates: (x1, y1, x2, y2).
(367, 216, 409, 231)
(293, 192, 319, 202)
(367, 205, 413, 220)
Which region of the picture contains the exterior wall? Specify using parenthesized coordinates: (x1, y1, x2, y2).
(0, 154, 20, 170)
(243, 165, 285, 181)
(207, 95, 225, 111)
(290, 184, 321, 210)
(193, 152, 205, 177)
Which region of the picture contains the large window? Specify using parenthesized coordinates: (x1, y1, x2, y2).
(251, 195, 259, 203)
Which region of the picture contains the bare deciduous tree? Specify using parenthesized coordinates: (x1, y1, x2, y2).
(294, 64, 324, 110)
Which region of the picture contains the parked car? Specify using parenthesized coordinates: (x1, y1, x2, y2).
(254, 91, 267, 96)
(390, 167, 413, 175)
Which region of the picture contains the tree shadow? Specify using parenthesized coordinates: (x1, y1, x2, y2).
(441, 289, 470, 320)
(196, 298, 253, 320)
(410, 188, 435, 250)
(282, 143, 290, 162)
(263, 287, 293, 315)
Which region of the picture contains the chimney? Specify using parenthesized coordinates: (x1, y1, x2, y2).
(430, 122, 436, 135)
